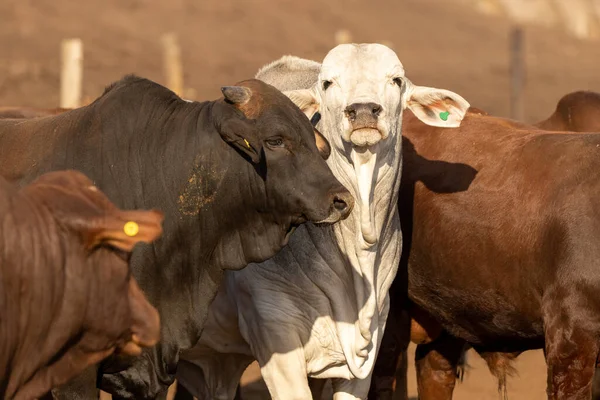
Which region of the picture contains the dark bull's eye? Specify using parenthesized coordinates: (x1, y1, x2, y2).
(266, 138, 284, 148)
(322, 80, 333, 91)
(393, 77, 403, 88)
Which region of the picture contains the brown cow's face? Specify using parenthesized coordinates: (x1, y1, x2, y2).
(23, 170, 163, 355)
(84, 246, 160, 356)
(121, 277, 161, 354)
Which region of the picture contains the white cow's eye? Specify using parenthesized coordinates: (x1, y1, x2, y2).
(393, 77, 403, 88)
(322, 80, 333, 91)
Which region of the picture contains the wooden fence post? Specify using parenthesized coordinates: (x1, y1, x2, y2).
(60, 38, 83, 109)
(161, 33, 183, 97)
(334, 29, 352, 45)
(509, 26, 525, 121)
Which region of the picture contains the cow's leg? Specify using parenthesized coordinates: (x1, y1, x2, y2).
(369, 306, 412, 400)
(593, 366, 600, 400)
(111, 390, 169, 400)
(331, 376, 372, 400)
(544, 298, 599, 400)
(175, 355, 252, 400)
(308, 378, 327, 399)
(111, 394, 167, 400)
(474, 350, 519, 399)
(414, 333, 466, 400)
(258, 348, 312, 400)
(234, 385, 242, 400)
(367, 322, 404, 400)
(173, 381, 195, 400)
(391, 349, 409, 400)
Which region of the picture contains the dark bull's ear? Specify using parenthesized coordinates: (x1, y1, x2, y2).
(218, 86, 263, 164)
(310, 111, 331, 159)
(313, 124, 331, 160)
(222, 86, 252, 105)
(217, 118, 263, 164)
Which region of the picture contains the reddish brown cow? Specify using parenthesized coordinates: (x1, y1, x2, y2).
(366, 99, 600, 400)
(536, 90, 600, 132)
(0, 106, 71, 119)
(0, 170, 163, 400)
(370, 92, 600, 400)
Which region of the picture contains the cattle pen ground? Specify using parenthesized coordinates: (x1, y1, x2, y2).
(3, 0, 600, 399)
(237, 346, 548, 400)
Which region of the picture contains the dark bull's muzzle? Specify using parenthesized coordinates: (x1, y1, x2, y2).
(318, 186, 354, 224)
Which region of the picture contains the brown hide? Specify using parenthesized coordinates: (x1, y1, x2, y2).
(0, 170, 162, 399)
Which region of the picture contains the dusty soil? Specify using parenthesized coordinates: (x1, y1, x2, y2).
(4, 0, 597, 399)
(235, 345, 549, 400)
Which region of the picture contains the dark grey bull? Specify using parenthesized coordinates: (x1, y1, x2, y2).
(0, 76, 353, 399)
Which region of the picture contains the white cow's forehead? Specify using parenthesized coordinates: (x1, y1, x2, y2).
(320, 43, 405, 79)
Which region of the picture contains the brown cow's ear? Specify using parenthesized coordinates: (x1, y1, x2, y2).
(83, 209, 164, 252)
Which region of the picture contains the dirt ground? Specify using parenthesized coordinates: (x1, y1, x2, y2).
(154, 345, 548, 399)
(156, 345, 548, 399)
(233, 345, 548, 399)
(3, 0, 598, 399)
(161, 346, 548, 399)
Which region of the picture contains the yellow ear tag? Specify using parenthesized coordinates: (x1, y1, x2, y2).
(123, 221, 139, 237)
(243, 139, 251, 148)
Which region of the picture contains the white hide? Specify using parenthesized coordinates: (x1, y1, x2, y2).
(178, 44, 470, 400)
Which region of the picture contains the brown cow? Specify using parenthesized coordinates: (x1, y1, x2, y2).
(370, 92, 600, 400)
(0, 170, 162, 400)
(0, 106, 70, 119)
(536, 90, 600, 132)
(365, 101, 600, 400)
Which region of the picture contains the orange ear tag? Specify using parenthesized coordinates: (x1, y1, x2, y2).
(243, 139, 251, 148)
(123, 221, 139, 237)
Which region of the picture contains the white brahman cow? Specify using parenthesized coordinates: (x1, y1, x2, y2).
(176, 43, 470, 400)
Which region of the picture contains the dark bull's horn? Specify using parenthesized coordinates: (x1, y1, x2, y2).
(221, 86, 252, 105)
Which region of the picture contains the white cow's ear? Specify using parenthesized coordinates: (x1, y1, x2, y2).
(283, 88, 320, 120)
(404, 80, 470, 128)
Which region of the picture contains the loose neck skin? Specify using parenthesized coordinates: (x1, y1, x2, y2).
(312, 114, 404, 379)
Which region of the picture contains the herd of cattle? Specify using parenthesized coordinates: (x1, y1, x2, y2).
(1, 42, 599, 400)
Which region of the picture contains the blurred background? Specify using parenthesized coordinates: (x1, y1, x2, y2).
(2, 0, 600, 122)
(3, 0, 598, 398)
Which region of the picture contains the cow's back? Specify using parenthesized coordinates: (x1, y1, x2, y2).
(0, 106, 99, 184)
(0, 107, 70, 120)
(536, 90, 600, 132)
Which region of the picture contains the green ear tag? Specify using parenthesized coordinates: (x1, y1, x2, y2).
(439, 111, 450, 121)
